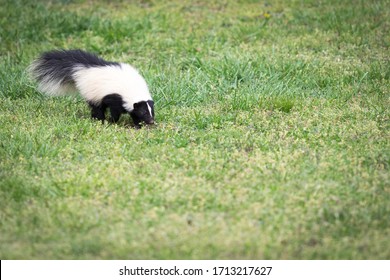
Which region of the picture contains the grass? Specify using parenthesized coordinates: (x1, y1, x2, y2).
(0, 0, 389, 259)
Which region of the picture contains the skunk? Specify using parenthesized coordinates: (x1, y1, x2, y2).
(29, 49, 154, 127)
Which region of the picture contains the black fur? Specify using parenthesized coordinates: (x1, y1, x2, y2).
(130, 100, 155, 127)
(89, 94, 154, 127)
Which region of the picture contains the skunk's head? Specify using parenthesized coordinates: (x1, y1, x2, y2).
(130, 100, 155, 127)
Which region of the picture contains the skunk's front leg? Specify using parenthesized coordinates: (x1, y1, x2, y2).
(89, 102, 106, 122)
(108, 106, 122, 123)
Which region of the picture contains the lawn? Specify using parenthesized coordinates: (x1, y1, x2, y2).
(0, 0, 389, 259)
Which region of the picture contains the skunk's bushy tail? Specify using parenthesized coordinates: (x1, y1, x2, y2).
(29, 49, 119, 96)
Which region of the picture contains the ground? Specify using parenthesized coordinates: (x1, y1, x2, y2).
(0, 0, 389, 259)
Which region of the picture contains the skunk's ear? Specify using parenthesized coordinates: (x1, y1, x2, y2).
(133, 102, 139, 109)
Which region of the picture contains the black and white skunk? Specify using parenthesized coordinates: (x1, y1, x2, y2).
(29, 49, 154, 127)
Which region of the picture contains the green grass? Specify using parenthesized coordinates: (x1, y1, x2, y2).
(0, 0, 389, 259)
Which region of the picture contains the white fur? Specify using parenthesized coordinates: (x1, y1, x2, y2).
(147, 103, 153, 116)
(38, 78, 77, 96)
(73, 63, 151, 111)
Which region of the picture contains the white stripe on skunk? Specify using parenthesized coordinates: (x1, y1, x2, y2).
(29, 49, 154, 127)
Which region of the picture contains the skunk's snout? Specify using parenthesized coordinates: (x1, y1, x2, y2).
(146, 119, 154, 125)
